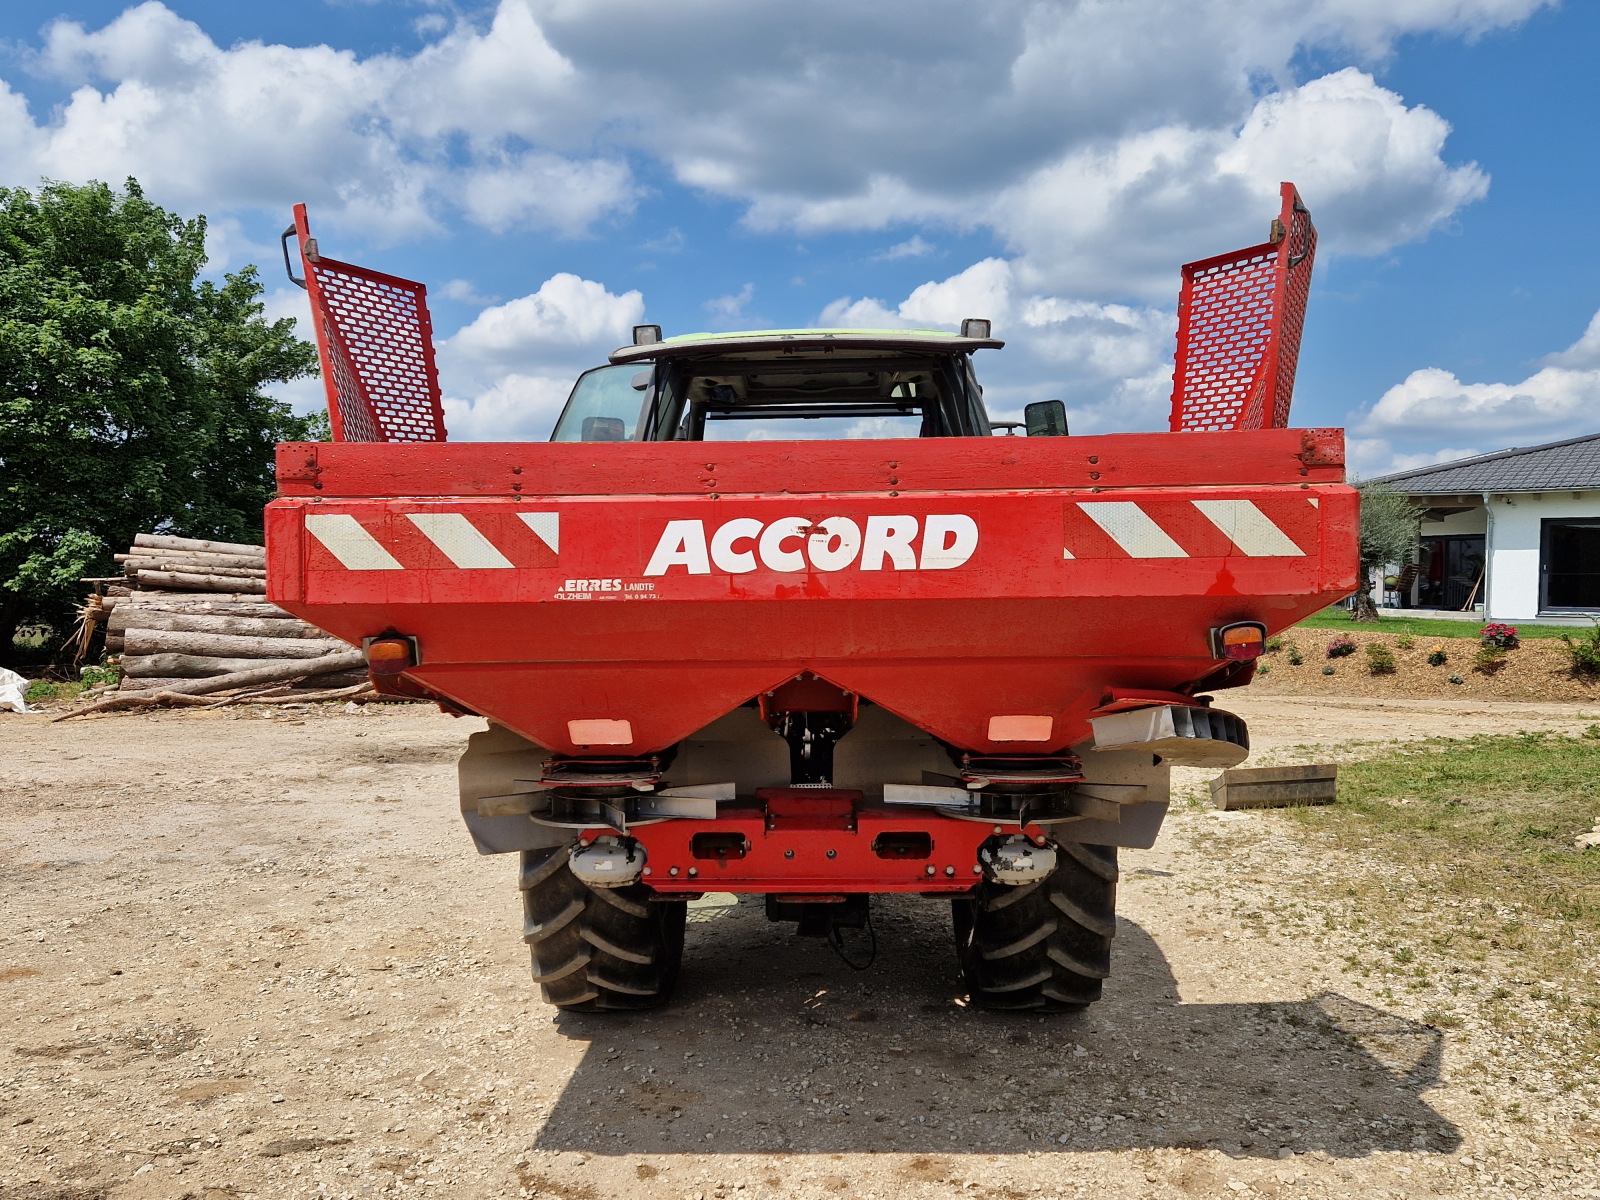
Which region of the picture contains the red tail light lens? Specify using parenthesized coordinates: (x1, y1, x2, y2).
(366, 636, 414, 676)
(1216, 623, 1266, 661)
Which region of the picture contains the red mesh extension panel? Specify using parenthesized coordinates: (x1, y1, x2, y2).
(1168, 183, 1317, 432)
(290, 204, 447, 443)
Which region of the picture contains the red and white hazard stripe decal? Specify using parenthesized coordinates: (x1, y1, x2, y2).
(304, 511, 560, 571)
(1064, 497, 1318, 560)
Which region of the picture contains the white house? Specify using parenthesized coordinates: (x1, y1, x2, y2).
(1371, 432, 1600, 624)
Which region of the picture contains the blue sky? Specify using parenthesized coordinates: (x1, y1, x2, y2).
(2, 0, 1596, 473)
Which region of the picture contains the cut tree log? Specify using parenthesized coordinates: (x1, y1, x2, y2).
(134, 570, 267, 594)
(106, 610, 319, 638)
(122, 629, 347, 659)
(292, 669, 368, 689)
(110, 649, 366, 696)
(102, 596, 292, 616)
(122, 559, 266, 579)
(118, 676, 194, 691)
(116, 551, 266, 570)
(134, 533, 263, 557)
(123, 651, 339, 678)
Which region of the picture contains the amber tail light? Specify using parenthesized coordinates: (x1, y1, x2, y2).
(1211, 621, 1266, 662)
(364, 635, 416, 676)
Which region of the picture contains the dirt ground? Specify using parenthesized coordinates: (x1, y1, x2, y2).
(4, 693, 1600, 1200)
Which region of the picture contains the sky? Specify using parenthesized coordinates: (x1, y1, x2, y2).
(1, 0, 1596, 474)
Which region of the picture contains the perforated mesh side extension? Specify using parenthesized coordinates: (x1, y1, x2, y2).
(293, 204, 447, 443)
(1168, 183, 1317, 432)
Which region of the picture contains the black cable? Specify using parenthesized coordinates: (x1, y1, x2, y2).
(827, 908, 877, 971)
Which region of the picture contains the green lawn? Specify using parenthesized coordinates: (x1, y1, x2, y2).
(1293, 606, 1581, 640)
(1273, 732, 1600, 1085)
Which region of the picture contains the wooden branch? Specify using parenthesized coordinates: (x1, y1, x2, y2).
(134, 570, 268, 594)
(122, 629, 346, 660)
(133, 533, 264, 556)
(53, 690, 220, 720)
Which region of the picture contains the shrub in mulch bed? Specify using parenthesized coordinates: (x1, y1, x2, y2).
(1480, 622, 1521, 650)
(1251, 627, 1600, 701)
(1366, 644, 1396, 675)
(1562, 620, 1600, 677)
(1326, 636, 1357, 659)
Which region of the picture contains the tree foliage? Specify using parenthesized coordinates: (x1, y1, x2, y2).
(0, 178, 320, 663)
(1352, 482, 1421, 621)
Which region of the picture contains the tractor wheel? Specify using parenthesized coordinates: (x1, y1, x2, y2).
(518, 846, 687, 1011)
(952, 840, 1117, 1012)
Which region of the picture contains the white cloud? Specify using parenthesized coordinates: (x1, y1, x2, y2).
(439, 279, 500, 306)
(1346, 438, 1489, 479)
(443, 273, 643, 366)
(1351, 305, 1600, 475)
(435, 272, 643, 440)
(821, 257, 1177, 435)
(1361, 362, 1600, 440)
(816, 297, 909, 329)
(992, 69, 1488, 298)
(441, 373, 575, 442)
(704, 282, 755, 323)
(2, 1, 635, 239)
(0, 0, 1538, 272)
(873, 235, 935, 261)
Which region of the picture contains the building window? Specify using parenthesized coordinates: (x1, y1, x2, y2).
(1418, 536, 1485, 610)
(1542, 519, 1600, 612)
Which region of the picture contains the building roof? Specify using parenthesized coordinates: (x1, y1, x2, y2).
(608, 327, 1004, 364)
(1371, 431, 1600, 494)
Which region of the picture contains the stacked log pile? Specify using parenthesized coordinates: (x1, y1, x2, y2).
(89, 534, 371, 698)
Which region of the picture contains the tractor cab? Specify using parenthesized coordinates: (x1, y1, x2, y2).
(550, 325, 1012, 443)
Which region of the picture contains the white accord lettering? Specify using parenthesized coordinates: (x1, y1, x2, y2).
(709, 517, 763, 574)
(642, 515, 977, 577)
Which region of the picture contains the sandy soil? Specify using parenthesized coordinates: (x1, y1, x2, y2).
(3, 694, 1600, 1200)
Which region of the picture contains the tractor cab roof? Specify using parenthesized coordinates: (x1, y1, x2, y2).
(608, 327, 1004, 365)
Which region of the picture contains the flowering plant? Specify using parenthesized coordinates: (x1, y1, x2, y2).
(1480, 622, 1519, 650)
(1326, 636, 1357, 659)
(1426, 646, 1447, 667)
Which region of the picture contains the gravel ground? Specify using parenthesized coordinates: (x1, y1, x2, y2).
(2, 693, 1599, 1200)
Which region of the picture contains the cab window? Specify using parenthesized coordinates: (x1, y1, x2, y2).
(550, 364, 652, 442)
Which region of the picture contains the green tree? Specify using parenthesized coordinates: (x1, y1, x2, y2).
(1352, 482, 1421, 622)
(0, 178, 320, 664)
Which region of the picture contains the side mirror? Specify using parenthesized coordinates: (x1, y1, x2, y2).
(1025, 400, 1068, 437)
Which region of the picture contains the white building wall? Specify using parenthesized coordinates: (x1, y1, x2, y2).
(1486, 492, 1600, 621)
(1421, 508, 1487, 537)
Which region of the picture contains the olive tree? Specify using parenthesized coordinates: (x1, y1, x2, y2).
(1352, 482, 1421, 622)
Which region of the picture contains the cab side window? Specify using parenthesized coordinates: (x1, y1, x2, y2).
(550, 365, 654, 442)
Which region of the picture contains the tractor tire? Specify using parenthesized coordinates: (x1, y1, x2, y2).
(952, 840, 1117, 1012)
(518, 846, 687, 1012)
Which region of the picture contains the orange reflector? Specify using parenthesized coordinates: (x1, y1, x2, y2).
(1222, 626, 1262, 646)
(987, 714, 1054, 742)
(568, 718, 634, 746)
(366, 637, 413, 676)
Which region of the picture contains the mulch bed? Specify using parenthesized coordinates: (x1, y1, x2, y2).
(1249, 627, 1600, 703)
